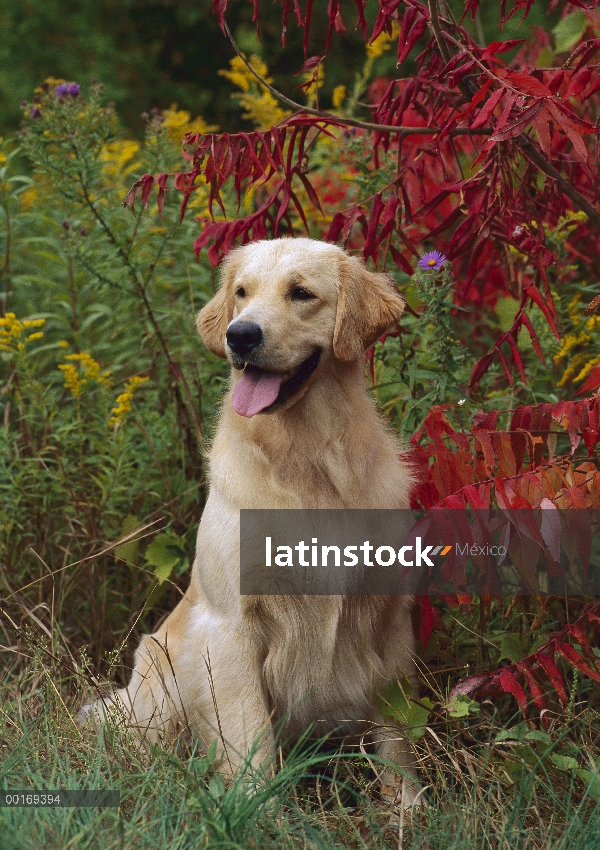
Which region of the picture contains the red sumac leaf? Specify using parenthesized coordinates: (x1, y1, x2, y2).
(545, 99, 591, 162)
(297, 55, 322, 74)
(517, 662, 547, 712)
(493, 432, 517, 477)
(554, 641, 600, 683)
(481, 39, 526, 60)
(499, 667, 528, 714)
(460, 79, 493, 121)
(470, 87, 504, 130)
(490, 100, 544, 142)
(563, 67, 594, 100)
(397, 7, 428, 65)
(296, 171, 322, 212)
(535, 651, 568, 706)
(156, 173, 169, 220)
(503, 71, 552, 97)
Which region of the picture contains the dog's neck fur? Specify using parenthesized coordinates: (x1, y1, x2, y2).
(209, 358, 413, 510)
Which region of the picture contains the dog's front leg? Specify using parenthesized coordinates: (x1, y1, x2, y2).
(190, 632, 276, 781)
(369, 711, 426, 809)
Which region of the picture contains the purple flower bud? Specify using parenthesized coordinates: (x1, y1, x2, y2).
(80, 228, 87, 236)
(55, 82, 80, 98)
(62, 221, 70, 230)
(30, 107, 42, 119)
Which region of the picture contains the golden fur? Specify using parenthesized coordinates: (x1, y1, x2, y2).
(87, 238, 421, 806)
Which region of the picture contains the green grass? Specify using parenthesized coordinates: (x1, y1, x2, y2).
(1, 626, 600, 850)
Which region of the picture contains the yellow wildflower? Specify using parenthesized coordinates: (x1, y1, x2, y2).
(574, 355, 600, 383)
(109, 375, 150, 426)
(58, 362, 85, 398)
(162, 105, 218, 145)
(553, 331, 588, 363)
(219, 55, 270, 92)
(301, 64, 324, 106)
(332, 85, 347, 108)
(58, 351, 111, 397)
(558, 352, 588, 387)
(34, 77, 65, 96)
(0, 313, 45, 353)
(101, 140, 141, 181)
(219, 55, 291, 130)
(20, 186, 38, 211)
(366, 22, 400, 60)
(586, 315, 600, 332)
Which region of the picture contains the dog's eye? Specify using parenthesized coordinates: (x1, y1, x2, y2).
(236, 287, 246, 298)
(291, 287, 317, 302)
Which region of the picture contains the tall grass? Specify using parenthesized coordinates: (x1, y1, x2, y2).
(1, 631, 599, 849)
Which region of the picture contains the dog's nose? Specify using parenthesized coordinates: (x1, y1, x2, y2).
(226, 321, 263, 356)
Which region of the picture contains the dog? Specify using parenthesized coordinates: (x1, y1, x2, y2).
(86, 238, 422, 806)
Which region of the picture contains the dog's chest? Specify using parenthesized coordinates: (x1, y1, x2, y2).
(255, 598, 384, 732)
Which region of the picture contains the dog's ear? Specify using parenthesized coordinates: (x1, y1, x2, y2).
(196, 250, 241, 358)
(333, 255, 405, 361)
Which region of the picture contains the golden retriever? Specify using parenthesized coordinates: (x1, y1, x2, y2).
(87, 238, 421, 806)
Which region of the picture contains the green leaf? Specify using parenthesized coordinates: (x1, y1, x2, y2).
(144, 532, 189, 584)
(209, 774, 226, 800)
(496, 296, 520, 332)
(500, 634, 527, 663)
(550, 754, 578, 771)
(496, 722, 529, 742)
(377, 678, 432, 742)
(377, 677, 413, 725)
(114, 514, 141, 565)
(446, 694, 481, 718)
(553, 11, 587, 54)
(525, 729, 552, 745)
(405, 698, 433, 742)
(575, 769, 600, 801)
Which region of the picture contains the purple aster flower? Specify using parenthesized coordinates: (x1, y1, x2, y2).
(30, 107, 42, 119)
(55, 82, 80, 98)
(417, 250, 447, 272)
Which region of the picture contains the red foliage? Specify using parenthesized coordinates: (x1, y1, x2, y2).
(124, 1, 600, 389)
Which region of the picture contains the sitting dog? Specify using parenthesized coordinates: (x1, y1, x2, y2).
(88, 238, 421, 806)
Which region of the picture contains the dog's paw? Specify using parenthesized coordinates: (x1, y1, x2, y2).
(380, 777, 430, 810)
(76, 692, 122, 731)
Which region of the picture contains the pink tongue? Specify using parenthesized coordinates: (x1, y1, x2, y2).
(232, 367, 283, 418)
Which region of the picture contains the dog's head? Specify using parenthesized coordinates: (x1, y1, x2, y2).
(197, 238, 405, 418)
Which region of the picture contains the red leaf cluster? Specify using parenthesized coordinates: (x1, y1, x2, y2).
(449, 604, 600, 723)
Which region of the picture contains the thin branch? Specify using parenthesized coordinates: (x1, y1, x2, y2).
(224, 21, 491, 137)
(429, 0, 453, 66)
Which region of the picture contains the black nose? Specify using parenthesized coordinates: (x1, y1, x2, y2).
(226, 321, 263, 356)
